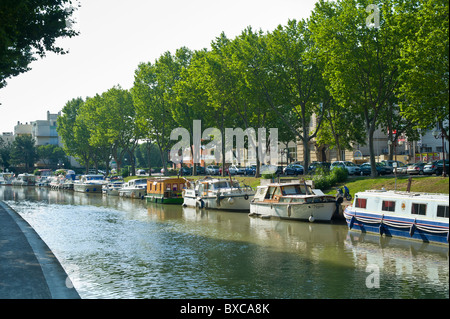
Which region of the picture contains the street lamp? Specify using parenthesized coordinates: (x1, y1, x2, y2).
(432, 129, 447, 177)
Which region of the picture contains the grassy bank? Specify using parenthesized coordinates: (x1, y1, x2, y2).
(326, 175, 449, 197)
(127, 174, 449, 196)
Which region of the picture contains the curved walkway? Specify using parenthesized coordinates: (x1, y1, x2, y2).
(0, 201, 80, 299)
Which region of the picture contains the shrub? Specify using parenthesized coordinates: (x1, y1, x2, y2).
(331, 167, 348, 183)
(261, 173, 277, 179)
(312, 167, 348, 190)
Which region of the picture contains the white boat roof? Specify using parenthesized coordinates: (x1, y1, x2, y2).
(355, 190, 449, 201)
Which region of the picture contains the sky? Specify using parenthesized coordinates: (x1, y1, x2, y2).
(0, 0, 318, 133)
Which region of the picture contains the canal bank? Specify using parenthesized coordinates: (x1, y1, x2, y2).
(0, 201, 80, 299)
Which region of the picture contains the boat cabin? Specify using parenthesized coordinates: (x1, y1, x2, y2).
(147, 177, 189, 198)
(353, 190, 449, 220)
(253, 182, 333, 203)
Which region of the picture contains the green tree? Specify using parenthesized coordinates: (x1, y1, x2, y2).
(10, 134, 38, 172)
(132, 55, 176, 174)
(37, 144, 67, 167)
(0, 0, 79, 89)
(0, 138, 12, 170)
(265, 19, 329, 170)
(57, 97, 93, 172)
(310, 0, 402, 177)
(398, 0, 449, 139)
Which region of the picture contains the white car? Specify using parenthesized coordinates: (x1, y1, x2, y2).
(228, 165, 245, 175)
(331, 161, 360, 175)
(206, 165, 220, 175)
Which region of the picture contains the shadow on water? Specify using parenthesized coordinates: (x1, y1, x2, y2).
(1, 186, 448, 299)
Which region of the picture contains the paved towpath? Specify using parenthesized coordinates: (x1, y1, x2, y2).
(0, 201, 80, 299)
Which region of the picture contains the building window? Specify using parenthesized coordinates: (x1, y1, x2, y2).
(382, 200, 396, 212)
(437, 205, 449, 218)
(355, 198, 367, 209)
(411, 203, 427, 215)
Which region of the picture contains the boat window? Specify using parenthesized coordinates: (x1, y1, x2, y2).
(290, 198, 305, 203)
(437, 205, 449, 218)
(265, 187, 275, 199)
(274, 187, 282, 197)
(382, 200, 396, 212)
(213, 181, 229, 189)
(149, 184, 152, 191)
(173, 184, 178, 191)
(181, 183, 185, 189)
(411, 203, 427, 216)
(355, 198, 367, 209)
(282, 185, 301, 195)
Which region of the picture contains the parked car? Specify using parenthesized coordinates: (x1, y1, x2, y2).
(359, 162, 391, 176)
(194, 166, 206, 175)
(244, 165, 256, 175)
(206, 165, 220, 175)
(435, 159, 450, 176)
(423, 161, 438, 175)
(399, 163, 415, 175)
(283, 164, 304, 176)
(407, 162, 426, 175)
(179, 166, 192, 175)
(136, 169, 146, 175)
(395, 162, 408, 174)
(308, 162, 331, 174)
(381, 160, 404, 174)
(331, 161, 360, 175)
(228, 165, 245, 175)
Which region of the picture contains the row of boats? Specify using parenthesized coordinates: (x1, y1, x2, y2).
(1, 171, 448, 245)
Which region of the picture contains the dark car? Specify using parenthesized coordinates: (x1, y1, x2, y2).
(423, 161, 438, 175)
(308, 162, 331, 174)
(244, 165, 256, 175)
(435, 159, 450, 176)
(359, 162, 391, 176)
(194, 166, 205, 175)
(283, 164, 304, 176)
(179, 166, 192, 175)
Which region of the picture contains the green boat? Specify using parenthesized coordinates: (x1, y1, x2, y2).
(145, 177, 189, 204)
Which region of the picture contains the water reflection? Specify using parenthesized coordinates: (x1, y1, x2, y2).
(0, 186, 448, 299)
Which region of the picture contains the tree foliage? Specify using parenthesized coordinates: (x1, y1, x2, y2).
(0, 0, 79, 89)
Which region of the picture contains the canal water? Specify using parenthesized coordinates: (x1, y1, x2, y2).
(1, 186, 448, 299)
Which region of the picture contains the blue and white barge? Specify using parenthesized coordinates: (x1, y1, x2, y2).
(343, 190, 449, 245)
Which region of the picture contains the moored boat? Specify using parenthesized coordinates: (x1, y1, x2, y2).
(0, 172, 14, 185)
(103, 179, 124, 196)
(73, 174, 105, 193)
(343, 190, 449, 245)
(183, 177, 255, 211)
(12, 173, 36, 186)
(118, 178, 147, 199)
(145, 177, 189, 204)
(249, 181, 336, 222)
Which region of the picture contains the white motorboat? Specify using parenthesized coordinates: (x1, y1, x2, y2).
(182, 177, 255, 211)
(0, 172, 14, 185)
(35, 176, 50, 187)
(73, 174, 105, 193)
(11, 173, 36, 186)
(118, 178, 147, 199)
(103, 180, 124, 196)
(249, 181, 336, 222)
(49, 175, 64, 189)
